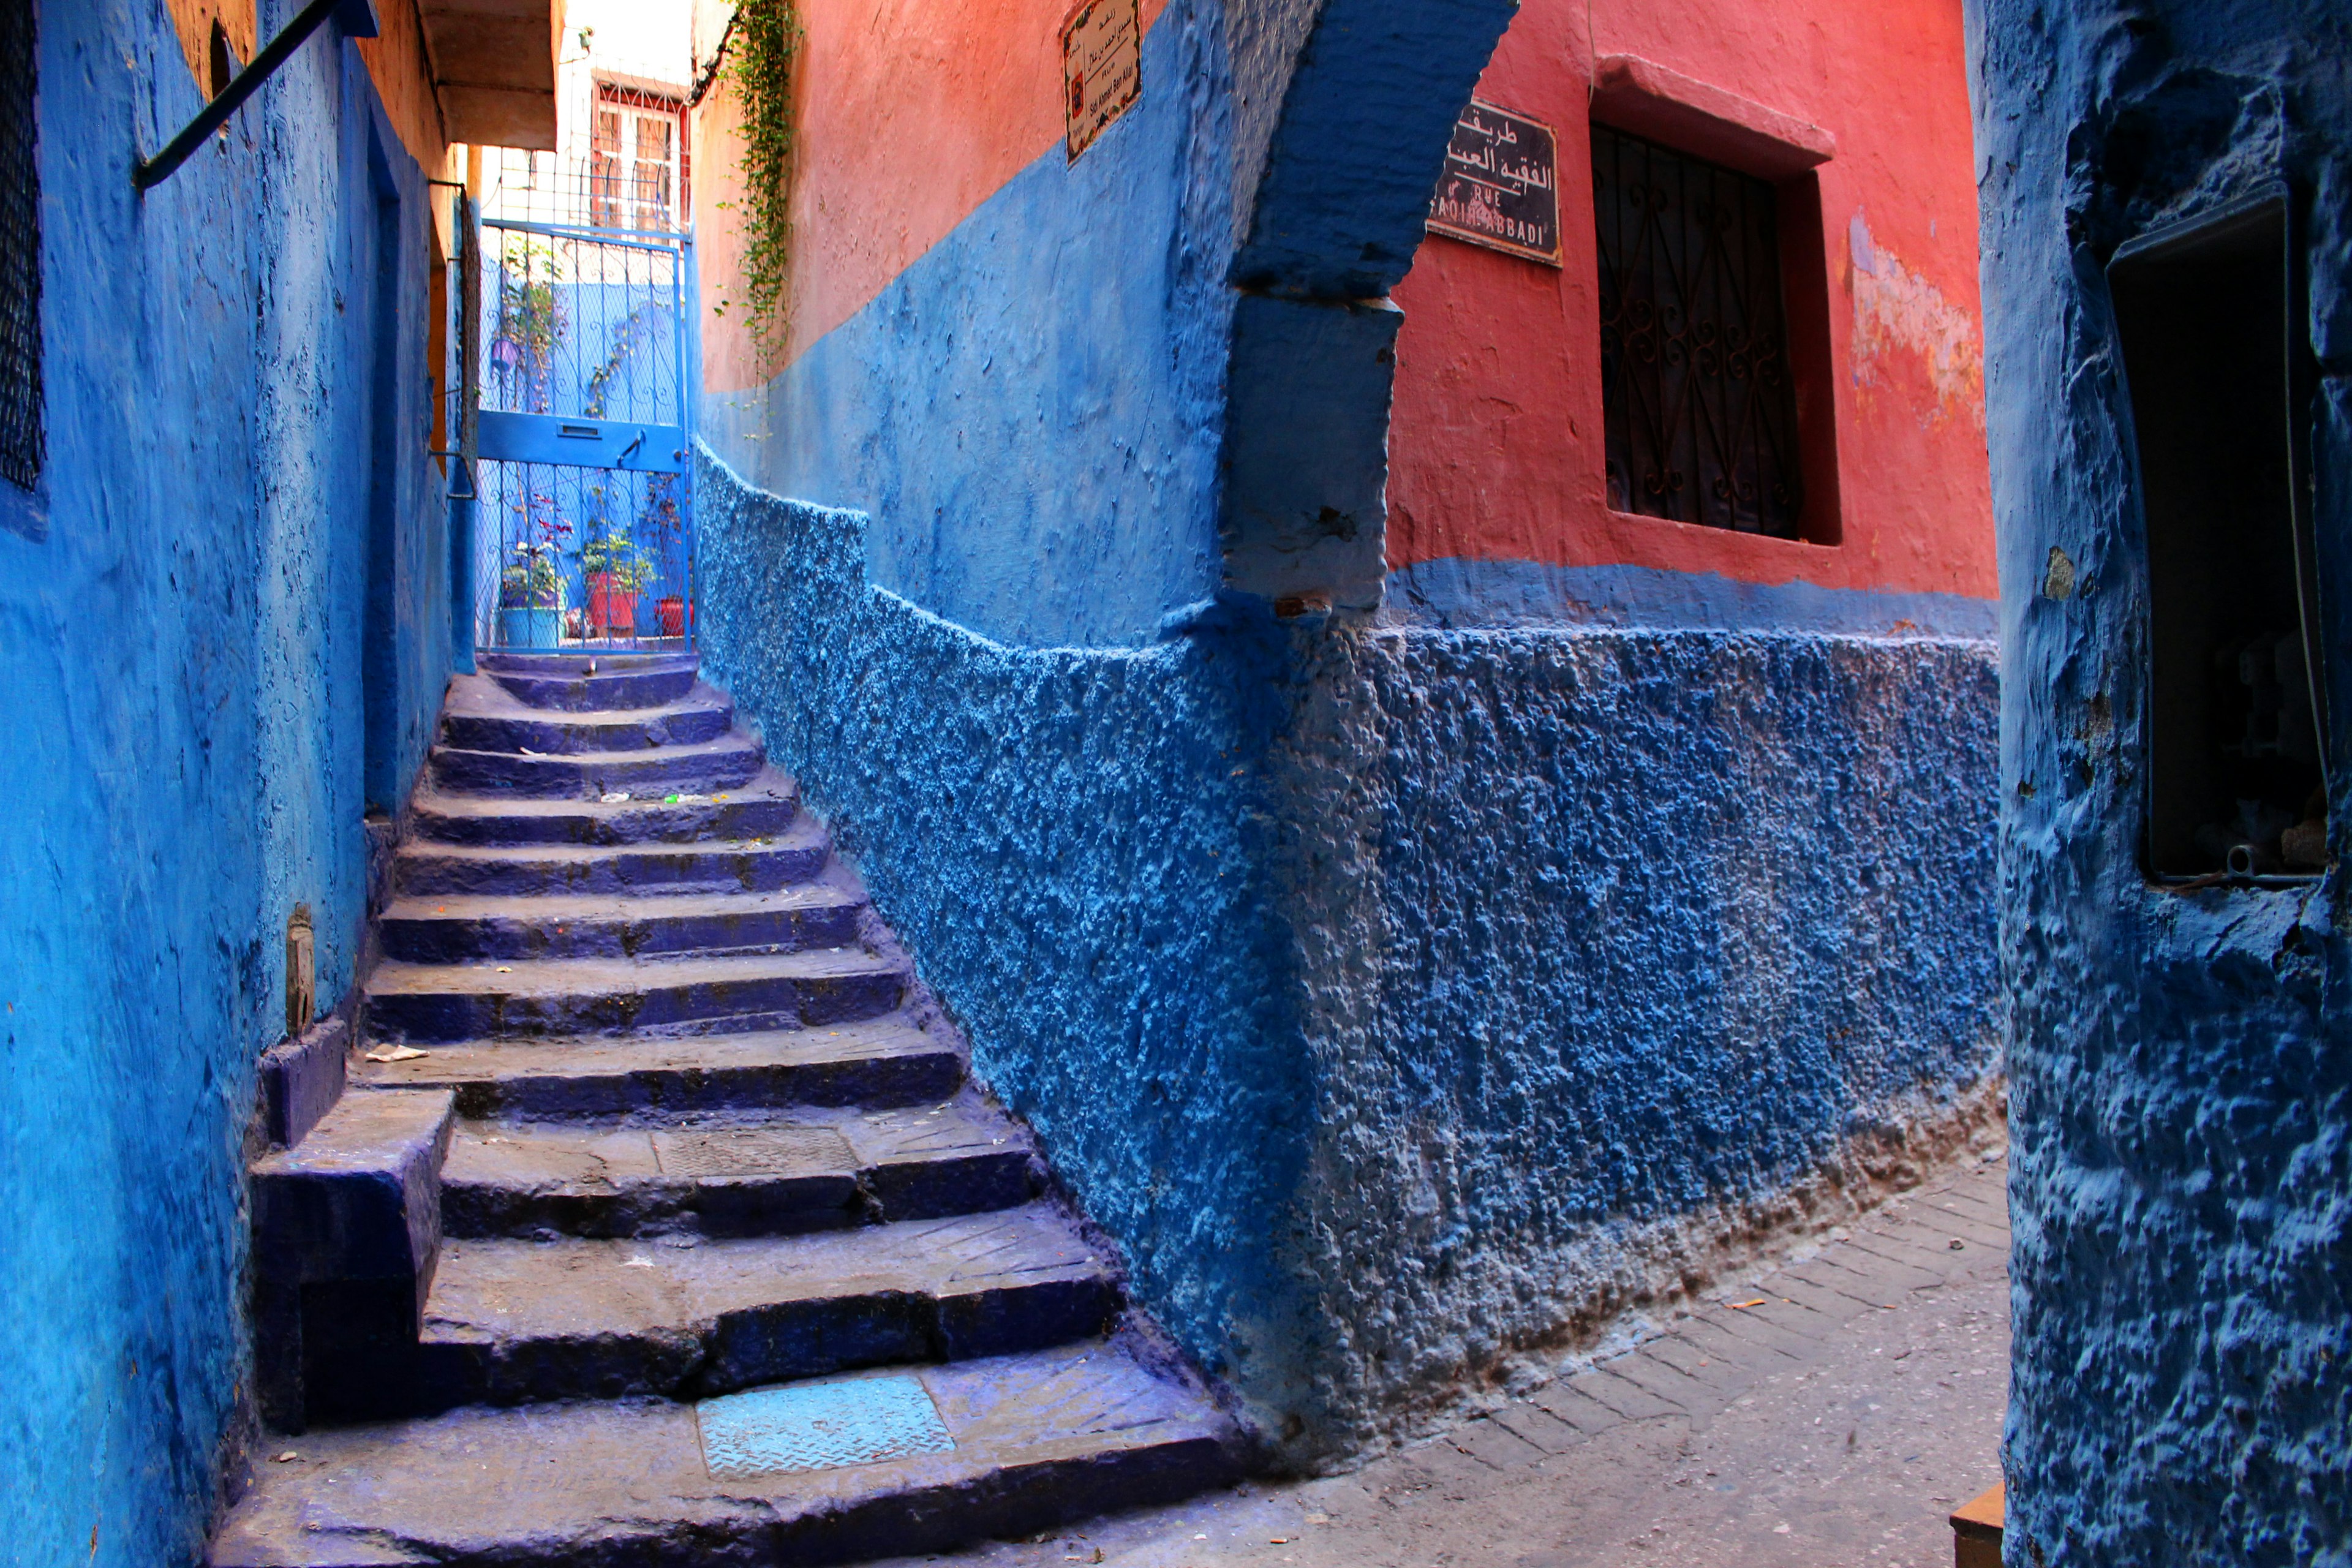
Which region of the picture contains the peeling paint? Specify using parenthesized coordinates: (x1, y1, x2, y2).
(1848, 212, 1985, 428)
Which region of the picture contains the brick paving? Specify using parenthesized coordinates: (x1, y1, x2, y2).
(876, 1147, 2011, 1568)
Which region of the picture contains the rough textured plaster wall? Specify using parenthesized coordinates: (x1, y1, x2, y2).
(0, 6, 450, 1563)
(698, 453, 2004, 1461)
(699, 0, 1234, 648)
(1969, 1, 2352, 1563)
(1271, 626, 2003, 1446)
(693, 453, 1327, 1441)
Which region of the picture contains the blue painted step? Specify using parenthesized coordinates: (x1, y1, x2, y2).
(429, 734, 767, 799)
(351, 1021, 967, 1120)
(412, 1202, 1120, 1409)
(481, 650, 701, 712)
(437, 1093, 1041, 1239)
(394, 819, 830, 897)
(439, 683, 737, 755)
(411, 779, 801, 847)
(364, 949, 910, 1043)
(377, 888, 865, 963)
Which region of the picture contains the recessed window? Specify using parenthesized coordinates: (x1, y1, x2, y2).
(0, 0, 39, 494)
(1593, 126, 1803, 537)
(590, 86, 688, 231)
(2110, 187, 2328, 880)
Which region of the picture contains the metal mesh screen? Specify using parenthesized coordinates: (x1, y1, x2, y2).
(0, 0, 37, 493)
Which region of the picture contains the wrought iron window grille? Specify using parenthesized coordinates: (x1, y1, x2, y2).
(1593, 124, 1804, 538)
(0, 0, 38, 494)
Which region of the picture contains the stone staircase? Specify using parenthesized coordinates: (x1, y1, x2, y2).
(214, 652, 1242, 1567)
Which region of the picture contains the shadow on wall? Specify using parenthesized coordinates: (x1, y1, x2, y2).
(696, 447, 2005, 1464)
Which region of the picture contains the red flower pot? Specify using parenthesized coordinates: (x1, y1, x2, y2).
(587, 572, 635, 635)
(657, 596, 685, 638)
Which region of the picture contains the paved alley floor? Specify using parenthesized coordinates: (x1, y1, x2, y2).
(879, 1150, 2010, 1568)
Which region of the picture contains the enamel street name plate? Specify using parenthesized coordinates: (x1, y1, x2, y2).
(1427, 99, 1562, 266)
(1061, 0, 1140, 161)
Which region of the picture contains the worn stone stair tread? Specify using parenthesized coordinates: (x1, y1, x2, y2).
(394, 816, 832, 897)
(440, 1092, 1039, 1236)
(479, 650, 700, 674)
(417, 1202, 1120, 1403)
(348, 1022, 965, 1116)
(410, 772, 799, 846)
(440, 674, 737, 753)
(363, 946, 908, 1043)
(426, 734, 769, 801)
(431, 732, 764, 772)
(369, 947, 900, 996)
(209, 1340, 1243, 1568)
(448, 670, 727, 718)
(378, 885, 864, 962)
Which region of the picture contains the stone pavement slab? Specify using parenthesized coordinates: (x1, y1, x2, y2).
(858, 1150, 2012, 1568)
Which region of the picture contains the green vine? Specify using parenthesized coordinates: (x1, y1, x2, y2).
(726, 0, 802, 361)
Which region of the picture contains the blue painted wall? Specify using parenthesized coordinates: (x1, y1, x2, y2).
(699, 453, 2002, 1458)
(0, 1, 453, 1561)
(702, 0, 1236, 648)
(696, 0, 2002, 1466)
(1969, 1, 2352, 1561)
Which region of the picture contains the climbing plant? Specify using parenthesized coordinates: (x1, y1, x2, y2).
(725, 0, 802, 360)
(492, 239, 564, 415)
(582, 301, 663, 420)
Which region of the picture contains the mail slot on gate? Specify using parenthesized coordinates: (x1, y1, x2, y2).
(476, 411, 688, 473)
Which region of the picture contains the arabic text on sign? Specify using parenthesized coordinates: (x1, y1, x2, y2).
(1427, 99, 1561, 266)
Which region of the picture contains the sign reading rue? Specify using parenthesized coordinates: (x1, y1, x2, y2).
(1061, 0, 1140, 161)
(1427, 100, 1562, 266)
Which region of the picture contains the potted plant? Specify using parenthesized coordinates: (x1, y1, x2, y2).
(496, 543, 562, 649)
(581, 523, 650, 638)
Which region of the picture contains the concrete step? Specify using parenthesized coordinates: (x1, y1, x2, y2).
(350, 1022, 968, 1119)
(410, 776, 800, 848)
(413, 1202, 1120, 1408)
(439, 1094, 1039, 1238)
(394, 818, 829, 897)
(439, 674, 736, 755)
(364, 949, 909, 1043)
(378, 886, 866, 963)
(481, 651, 701, 712)
(428, 734, 766, 801)
(211, 1338, 1244, 1567)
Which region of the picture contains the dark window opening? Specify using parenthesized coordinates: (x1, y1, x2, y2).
(2111, 187, 2328, 880)
(1593, 125, 1803, 537)
(0, 0, 39, 494)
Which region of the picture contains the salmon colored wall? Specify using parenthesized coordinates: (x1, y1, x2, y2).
(164, 0, 451, 173)
(355, 0, 453, 175)
(1387, 0, 1996, 602)
(695, 0, 1167, 393)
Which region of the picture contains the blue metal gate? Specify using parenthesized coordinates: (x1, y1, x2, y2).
(471, 215, 693, 650)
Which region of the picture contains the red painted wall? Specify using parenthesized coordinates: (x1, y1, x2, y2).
(696, 0, 1167, 394)
(1387, 0, 1995, 603)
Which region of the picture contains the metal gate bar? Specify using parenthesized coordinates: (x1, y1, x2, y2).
(473, 212, 693, 652)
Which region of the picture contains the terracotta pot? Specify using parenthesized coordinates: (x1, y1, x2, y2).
(587, 571, 635, 635)
(657, 596, 685, 637)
